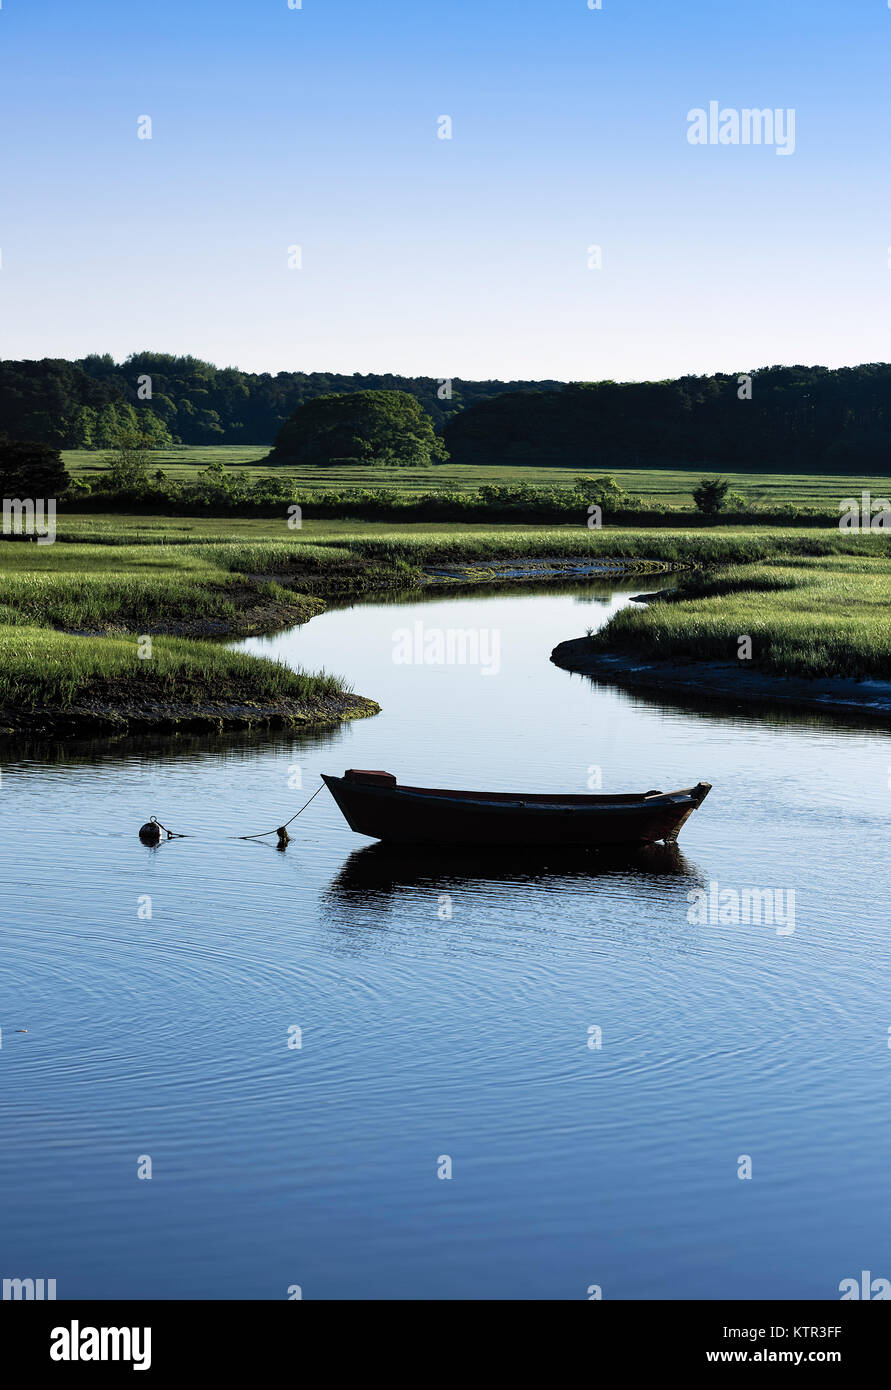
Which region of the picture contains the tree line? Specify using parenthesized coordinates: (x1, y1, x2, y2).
(442, 365, 891, 472)
(0, 354, 560, 449)
(2, 357, 890, 472)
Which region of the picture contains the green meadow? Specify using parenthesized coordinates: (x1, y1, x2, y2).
(63, 445, 891, 510)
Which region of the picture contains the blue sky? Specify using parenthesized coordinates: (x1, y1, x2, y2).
(1, 0, 889, 380)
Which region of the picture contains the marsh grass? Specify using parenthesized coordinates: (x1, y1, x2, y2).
(0, 538, 347, 717)
(0, 542, 320, 632)
(2, 522, 888, 714)
(0, 572, 242, 630)
(283, 528, 891, 578)
(0, 625, 348, 710)
(591, 556, 891, 680)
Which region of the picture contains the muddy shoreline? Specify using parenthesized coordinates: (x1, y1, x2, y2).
(0, 691, 379, 738)
(419, 557, 676, 585)
(550, 638, 891, 723)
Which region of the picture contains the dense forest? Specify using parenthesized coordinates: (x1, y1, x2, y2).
(1, 356, 890, 472)
(0, 354, 560, 449)
(444, 366, 891, 471)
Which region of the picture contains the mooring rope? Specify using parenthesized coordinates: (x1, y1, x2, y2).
(236, 783, 327, 840)
(146, 781, 327, 843)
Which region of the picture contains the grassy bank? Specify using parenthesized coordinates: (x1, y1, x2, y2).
(2, 520, 889, 732)
(586, 555, 891, 680)
(0, 536, 324, 633)
(0, 624, 344, 707)
(0, 625, 376, 734)
(0, 569, 322, 635)
(0, 528, 369, 734)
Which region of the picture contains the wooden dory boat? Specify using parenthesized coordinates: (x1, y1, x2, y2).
(322, 770, 712, 848)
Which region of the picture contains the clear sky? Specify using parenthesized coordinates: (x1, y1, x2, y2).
(1, 0, 889, 381)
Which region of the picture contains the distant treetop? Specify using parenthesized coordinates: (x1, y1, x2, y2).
(269, 390, 447, 467)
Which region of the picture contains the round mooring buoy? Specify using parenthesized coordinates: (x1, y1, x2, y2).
(139, 819, 163, 845)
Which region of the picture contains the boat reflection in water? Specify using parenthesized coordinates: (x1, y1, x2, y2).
(325, 837, 701, 911)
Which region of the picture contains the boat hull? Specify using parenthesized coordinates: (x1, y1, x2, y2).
(322, 772, 711, 848)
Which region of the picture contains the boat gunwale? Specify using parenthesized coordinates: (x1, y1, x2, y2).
(323, 774, 710, 812)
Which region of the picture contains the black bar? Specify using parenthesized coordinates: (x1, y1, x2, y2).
(1, 1300, 887, 1375)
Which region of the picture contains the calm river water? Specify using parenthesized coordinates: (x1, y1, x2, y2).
(1, 581, 889, 1299)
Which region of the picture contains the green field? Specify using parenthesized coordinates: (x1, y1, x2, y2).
(62, 446, 891, 510)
